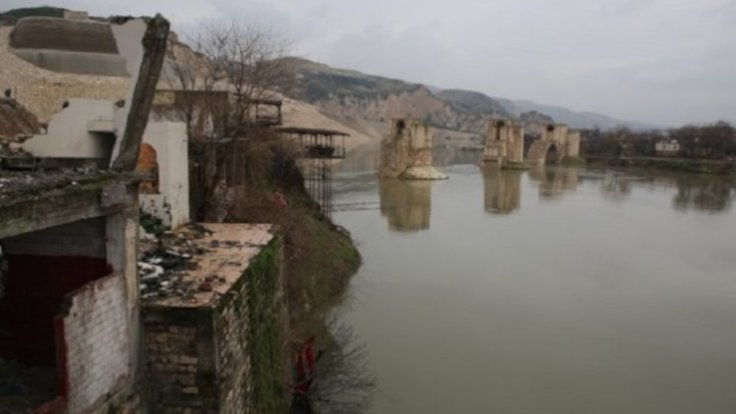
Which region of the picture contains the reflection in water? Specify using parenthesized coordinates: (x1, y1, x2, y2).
(672, 175, 733, 213)
(578, 170, 735, 213)
(483, 166, 522, 214)
(378, 179, 431, 232)
(528, 166, 579, 200)
(336, 142, 382, 173)
(600, 172, 633, 202)
(333, 166, 736, 414)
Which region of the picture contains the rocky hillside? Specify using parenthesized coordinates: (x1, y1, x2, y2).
(283, 57, 511, 138)
(284, 57, 657, 141)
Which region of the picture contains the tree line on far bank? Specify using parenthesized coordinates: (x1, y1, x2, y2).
(581, 121, 736, 159)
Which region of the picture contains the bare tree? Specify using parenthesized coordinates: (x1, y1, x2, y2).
(307, 316, 375, 414)
(165, 17, 291, 132)
(162, 16, 294, 220)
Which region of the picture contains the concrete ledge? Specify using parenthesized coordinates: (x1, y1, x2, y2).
(11, 48, 128, 77)
(10, 17, 119, 54)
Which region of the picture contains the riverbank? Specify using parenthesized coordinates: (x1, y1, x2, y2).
(220, 133, 362, 412)
(586, 156, 735, 175)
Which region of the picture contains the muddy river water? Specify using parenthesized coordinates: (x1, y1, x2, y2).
(332, 164, 736, 414)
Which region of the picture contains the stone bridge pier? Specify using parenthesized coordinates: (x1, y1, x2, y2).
(483, 119, 524, 168)
(378, 119, 447, 180)
(527, 123, 581, 166)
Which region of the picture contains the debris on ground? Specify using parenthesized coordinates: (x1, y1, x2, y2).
(138, 223, 227, 302)
(0, 359, 56, 414)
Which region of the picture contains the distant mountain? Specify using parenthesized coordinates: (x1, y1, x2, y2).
(283, 57, 421, 102)
(436, 89, 509, 118)
(283, 57, 657, 138)
(495, 98, 659, 131)
(283, 57, 510, 136)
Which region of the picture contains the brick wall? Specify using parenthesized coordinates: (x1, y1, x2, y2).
(58, 273, 130, 413)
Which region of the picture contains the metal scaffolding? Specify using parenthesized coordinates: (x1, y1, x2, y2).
(277, 127, 349, 216)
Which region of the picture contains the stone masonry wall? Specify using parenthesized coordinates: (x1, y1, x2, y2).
(143, 236, 288, 414)
(143, 308, 218, 413)
(214, 272, 253, 414)
(379, 119, 434, 178)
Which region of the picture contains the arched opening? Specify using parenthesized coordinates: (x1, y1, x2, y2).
(496, 121, 505, 141)
(546, 144, 559, 164)
(546, 125, 555, 132)
(396, 120, 406, 135)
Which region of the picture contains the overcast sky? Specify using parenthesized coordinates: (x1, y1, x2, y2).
(5, 0, 736, 126)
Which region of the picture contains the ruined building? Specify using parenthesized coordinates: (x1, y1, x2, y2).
(379, 118, 447, 180)
(141, 224, 288, 414)
(1, 10, 294, 413)
(483, 118, 525, 167)
(0, 14, 170, 413)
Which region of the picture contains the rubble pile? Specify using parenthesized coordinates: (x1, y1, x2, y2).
(139, 224, 231, 302)
(0, 359, 56, 414)
(0, 98, 40, 158)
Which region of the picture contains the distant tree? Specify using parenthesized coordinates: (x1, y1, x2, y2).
(700, 121, 734, 158)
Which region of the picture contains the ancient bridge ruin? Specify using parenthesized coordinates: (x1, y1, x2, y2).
(526, 124, 581, 166)
(379, 118, 447, 180)
(483, 119, 581, 168)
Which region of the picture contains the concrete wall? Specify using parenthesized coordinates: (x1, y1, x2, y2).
(63, 11, 89, 21)
(20, 18, 152, 165)
(3, 217, 106, 258)
(59, 273, 131, 413)
(22, 98, 115, 159)
(12, 49, 128, 77)
(140, 122, 190, 229)
(110, 19, 147, 166)
(10, 17, 119, 54)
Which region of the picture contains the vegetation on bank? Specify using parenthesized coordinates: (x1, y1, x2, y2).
(243, 239, 289, 414)
(586, 156, 734, 175)
(582, 122, 736, 160)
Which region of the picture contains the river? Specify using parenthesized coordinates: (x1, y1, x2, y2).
(331, 164, 736, 414)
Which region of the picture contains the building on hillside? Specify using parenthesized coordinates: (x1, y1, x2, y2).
(655, 139, 680, 157)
